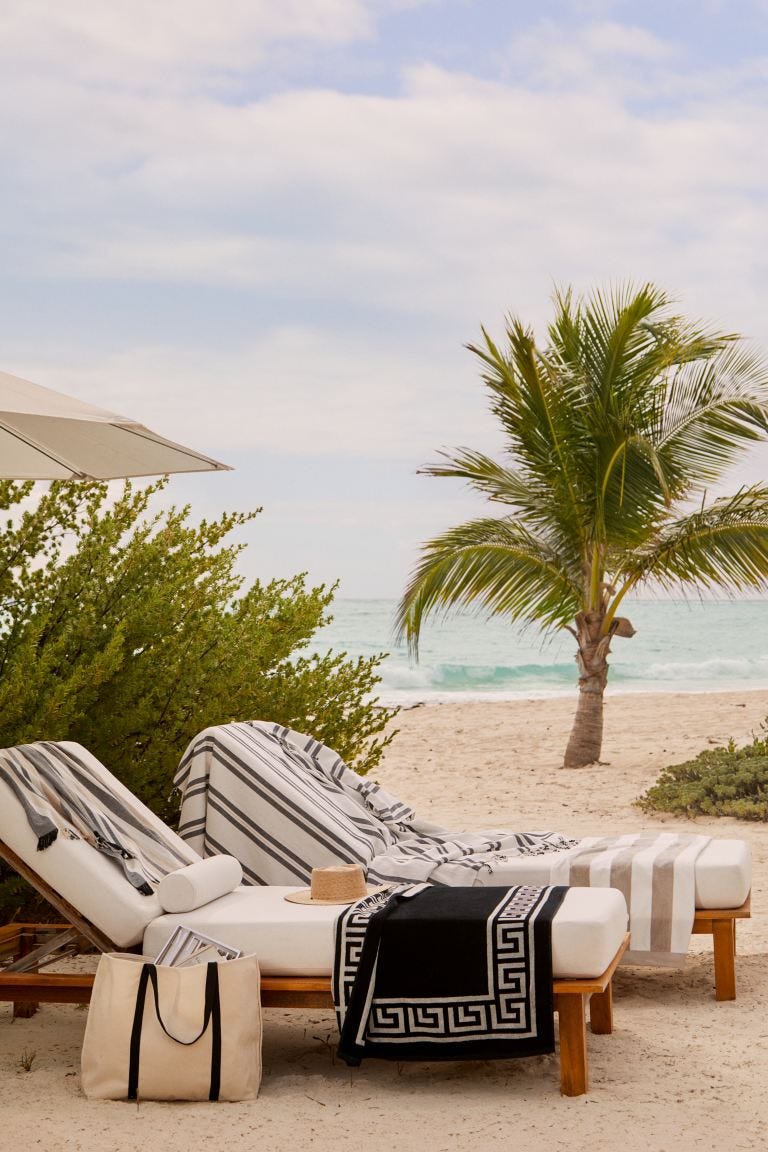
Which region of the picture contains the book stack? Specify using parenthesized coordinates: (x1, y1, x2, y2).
(154, 925, 242, 967)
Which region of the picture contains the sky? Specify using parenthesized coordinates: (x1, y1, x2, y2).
(3, 0, 768, 597)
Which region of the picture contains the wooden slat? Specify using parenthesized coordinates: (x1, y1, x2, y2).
(1, 950, 629, 1003)
(692, 896, 751, 928)
(0, 922, 72, 935)
(0, 971, 95, 1004)
(0, 928, 23, 958)
(261, 977, 332, 993)
(261, 976, 334, 1008)
(0, 924, 24, 945)
(0, 972, 339, 1010)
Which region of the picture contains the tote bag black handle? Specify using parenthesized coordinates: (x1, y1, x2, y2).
(128, 962, 222, 1101)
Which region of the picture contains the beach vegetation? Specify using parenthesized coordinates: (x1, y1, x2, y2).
(638, 734, 768, 820)
(0, 478, 396, 917)
(397, 283, 768, 766)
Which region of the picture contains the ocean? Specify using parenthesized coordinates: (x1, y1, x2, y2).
(306, 597, 768, 705)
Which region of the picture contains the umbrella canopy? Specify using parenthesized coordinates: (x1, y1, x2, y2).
(0, 369, 230, 480)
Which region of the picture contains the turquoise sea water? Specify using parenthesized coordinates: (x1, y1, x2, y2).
(307, 598, 768, 705)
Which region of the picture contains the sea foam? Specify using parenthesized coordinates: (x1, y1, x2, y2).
(309, 597, 768, 703)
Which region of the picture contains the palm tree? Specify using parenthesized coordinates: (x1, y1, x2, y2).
(396, 284, 768, 767)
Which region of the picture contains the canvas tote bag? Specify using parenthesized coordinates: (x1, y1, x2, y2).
(81, 952, 262, 1101)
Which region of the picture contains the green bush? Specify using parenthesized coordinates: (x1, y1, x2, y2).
(637, 735, 768, 821)
(0, 478, 397, 918)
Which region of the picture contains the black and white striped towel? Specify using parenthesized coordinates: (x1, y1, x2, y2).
(0, 741, 192, 893)
(174, 722, 576, 886)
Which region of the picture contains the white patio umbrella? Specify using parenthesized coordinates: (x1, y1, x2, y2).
(0, 369, 230, 480)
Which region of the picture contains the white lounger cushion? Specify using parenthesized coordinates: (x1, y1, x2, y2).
(469, 838, 751, 910)
(690, 837, 752, 908)
(157, 855, 243, 913)
(0, 742, 200, 948)
(143, 884, 629, 980)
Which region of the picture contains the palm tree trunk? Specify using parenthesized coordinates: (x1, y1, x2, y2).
(563, 612, 610, 768)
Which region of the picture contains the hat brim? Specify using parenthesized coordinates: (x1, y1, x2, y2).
(283, 885, 390, 906)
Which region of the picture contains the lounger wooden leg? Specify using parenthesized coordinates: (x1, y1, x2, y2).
(12, 998, 37, 1018)
(712, 918, 736, 1002)
(589, 984, 613, 1035)
(556, 992, 588, 1096)
(12, 930, 38, 1019)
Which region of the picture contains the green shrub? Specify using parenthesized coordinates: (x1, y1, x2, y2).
(0, 478, 397, 918)
(637, 734, 768, 821)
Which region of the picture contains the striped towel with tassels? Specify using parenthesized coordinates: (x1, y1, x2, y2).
(0, 741, 190, 894)
(174, 721, 577, 887)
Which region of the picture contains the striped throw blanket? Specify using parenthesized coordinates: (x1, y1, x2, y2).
(550, 833, 711, 965)
(174, 722, 576, 886)
(0, 741, 191, 893)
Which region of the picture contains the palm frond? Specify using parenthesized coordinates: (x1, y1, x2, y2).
(575, 283, 670, 406)
(657, 343, 768, 482)
(601, 434, 671, 505)
(549, 283, 665, 401)
(466, 325, 590, 549)
(624, 485, 768, 592)
(395, 517, 582, 656)
(420, 449, 535, 507)
(550, 282, 736, 427)
(543, 284, 764, 544)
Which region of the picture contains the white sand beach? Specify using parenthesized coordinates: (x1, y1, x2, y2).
(2, 690, 767, 1152)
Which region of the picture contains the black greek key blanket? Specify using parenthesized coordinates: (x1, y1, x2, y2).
(333, 884, 567, 1065)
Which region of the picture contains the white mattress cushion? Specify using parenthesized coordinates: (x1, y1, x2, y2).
(692, 838, 752, 908)
(470, 837, 751, 910)
(0, 741, 200, 948)
(143, 884, 628, 980)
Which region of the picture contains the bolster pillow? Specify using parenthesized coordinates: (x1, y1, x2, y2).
(157, 855, 243, 913)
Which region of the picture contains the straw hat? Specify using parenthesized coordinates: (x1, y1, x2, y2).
(284, 864, 388, 905)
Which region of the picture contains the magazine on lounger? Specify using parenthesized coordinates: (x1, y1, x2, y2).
(154, 925, 242, 967)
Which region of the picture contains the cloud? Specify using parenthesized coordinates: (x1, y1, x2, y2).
(6, 53, 767, 329)
(10, 327, 500, 463)
(4, 22, 768, 478)
(0, 1, 372, 90)
(566, 0, 623, 15)
(503, 18, 677, 92)
(3, 10, 768, 522)
(581, 20, 676, 59)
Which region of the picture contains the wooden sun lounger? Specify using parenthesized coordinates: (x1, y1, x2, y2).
(0, 836, 752, 1095)
(0, 919, 629, 1097)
